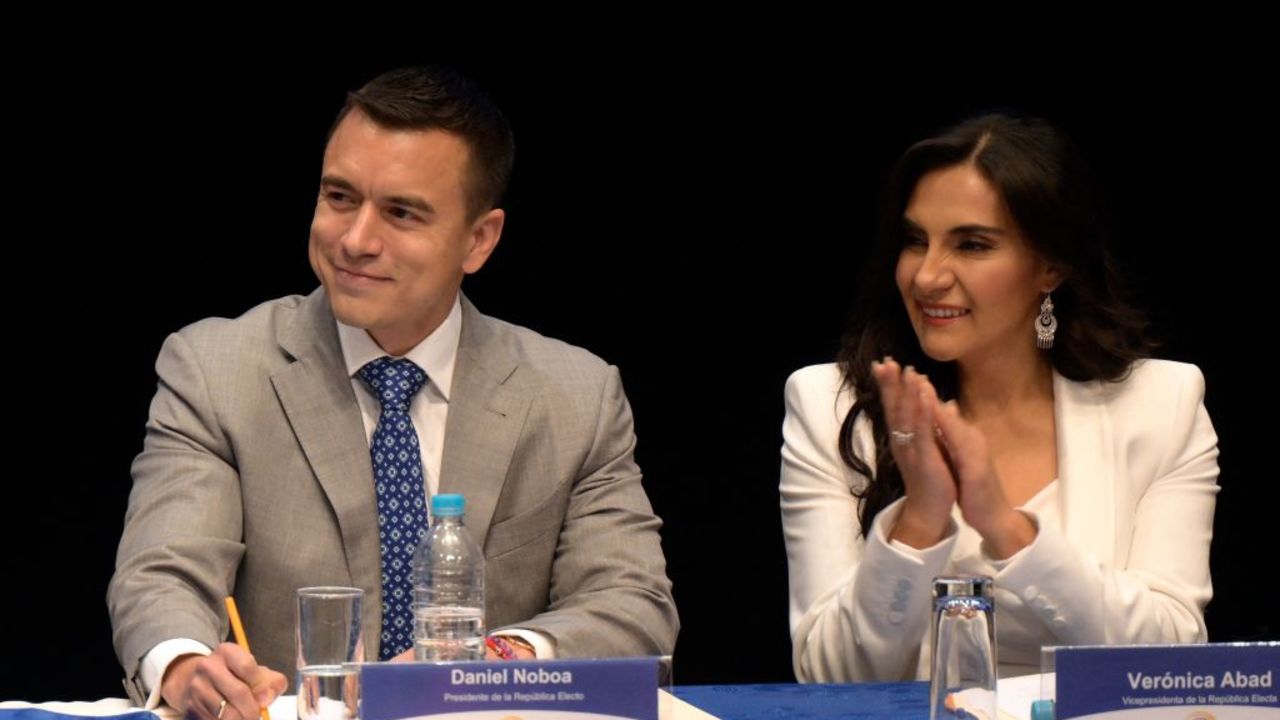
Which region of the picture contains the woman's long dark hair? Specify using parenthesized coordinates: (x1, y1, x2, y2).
(837, 114, 1155, 537)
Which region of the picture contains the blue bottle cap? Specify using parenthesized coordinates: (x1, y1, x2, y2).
(1031, 699, 1055, 720)
(431, 493, 466, 516)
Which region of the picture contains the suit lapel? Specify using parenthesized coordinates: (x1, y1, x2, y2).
(271, 289, 382, 655)
(439, 297, 532, 547)
(1054, 371, 1116, 565)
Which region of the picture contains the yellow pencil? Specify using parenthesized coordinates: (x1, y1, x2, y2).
(225, 597, 273, 720)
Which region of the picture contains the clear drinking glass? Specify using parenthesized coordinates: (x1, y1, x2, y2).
(930, 575, 997, 720)
(296, 586, 364, 720)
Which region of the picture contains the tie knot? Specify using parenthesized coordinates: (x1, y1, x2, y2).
(358, 357, 427, 413)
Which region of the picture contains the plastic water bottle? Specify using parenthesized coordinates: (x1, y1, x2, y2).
(412, 493, 486, 661)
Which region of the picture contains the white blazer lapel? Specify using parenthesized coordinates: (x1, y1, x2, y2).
(1054, 371, 1118, 566)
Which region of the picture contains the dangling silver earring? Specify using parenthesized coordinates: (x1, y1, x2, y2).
(1035, 293, 1057, 350)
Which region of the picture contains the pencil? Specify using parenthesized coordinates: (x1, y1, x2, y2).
(225, 596, 273, 720)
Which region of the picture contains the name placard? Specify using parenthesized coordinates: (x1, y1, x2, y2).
(1055, 643, 1279, 719)
(361, 658, 659, 720)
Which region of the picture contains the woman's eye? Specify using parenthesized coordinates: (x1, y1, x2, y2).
(958, 237, 993, 252)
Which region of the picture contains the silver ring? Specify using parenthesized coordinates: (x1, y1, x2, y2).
(216, 700, 228, 720)
(891, 429, 916, 446)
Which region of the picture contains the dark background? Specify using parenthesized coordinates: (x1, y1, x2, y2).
(8, 40, 1276, 699)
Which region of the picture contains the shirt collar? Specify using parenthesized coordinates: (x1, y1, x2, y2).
(335, 295, 462, 401)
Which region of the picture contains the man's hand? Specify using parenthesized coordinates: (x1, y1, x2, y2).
(161, 643, 286, 719)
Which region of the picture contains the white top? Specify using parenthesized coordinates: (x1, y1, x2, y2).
(781, 360, 1219, 681)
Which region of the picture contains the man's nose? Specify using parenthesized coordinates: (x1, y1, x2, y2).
(340, 204, 383, 257)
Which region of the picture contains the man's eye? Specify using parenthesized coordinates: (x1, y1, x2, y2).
(324, 190, 355, 207)
(387, 207, 420, 222)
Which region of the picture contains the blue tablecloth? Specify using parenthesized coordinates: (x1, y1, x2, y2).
(675, 682, 929, 720)
(0, 713, 155, 720)
(2, 685, 931, 720)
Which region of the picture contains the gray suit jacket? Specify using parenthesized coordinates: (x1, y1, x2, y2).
(108, 289, 678, 702)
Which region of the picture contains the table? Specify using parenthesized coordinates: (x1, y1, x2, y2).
(674, 682, 929, 720)
(3, 683, 931, 720)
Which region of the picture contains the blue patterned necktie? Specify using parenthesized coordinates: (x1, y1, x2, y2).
(357, 356, 429, 660)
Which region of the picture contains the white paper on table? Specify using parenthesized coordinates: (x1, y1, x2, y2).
(997, 672, 1051, 720)
(947, 673, 1047, 720)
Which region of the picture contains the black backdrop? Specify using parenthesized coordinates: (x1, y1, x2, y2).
(8, 43, 1276, 700)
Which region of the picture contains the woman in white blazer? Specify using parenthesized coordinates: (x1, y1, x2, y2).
(781, 115, 1219, 682)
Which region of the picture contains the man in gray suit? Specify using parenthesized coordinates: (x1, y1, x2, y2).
(108, 66, 678, 718)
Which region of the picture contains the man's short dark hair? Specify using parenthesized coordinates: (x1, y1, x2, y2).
(332, 66, 515, 220)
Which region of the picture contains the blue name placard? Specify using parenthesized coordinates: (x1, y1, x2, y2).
(1055, 643, 1279, 719)
(361, 658, 659, 720)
